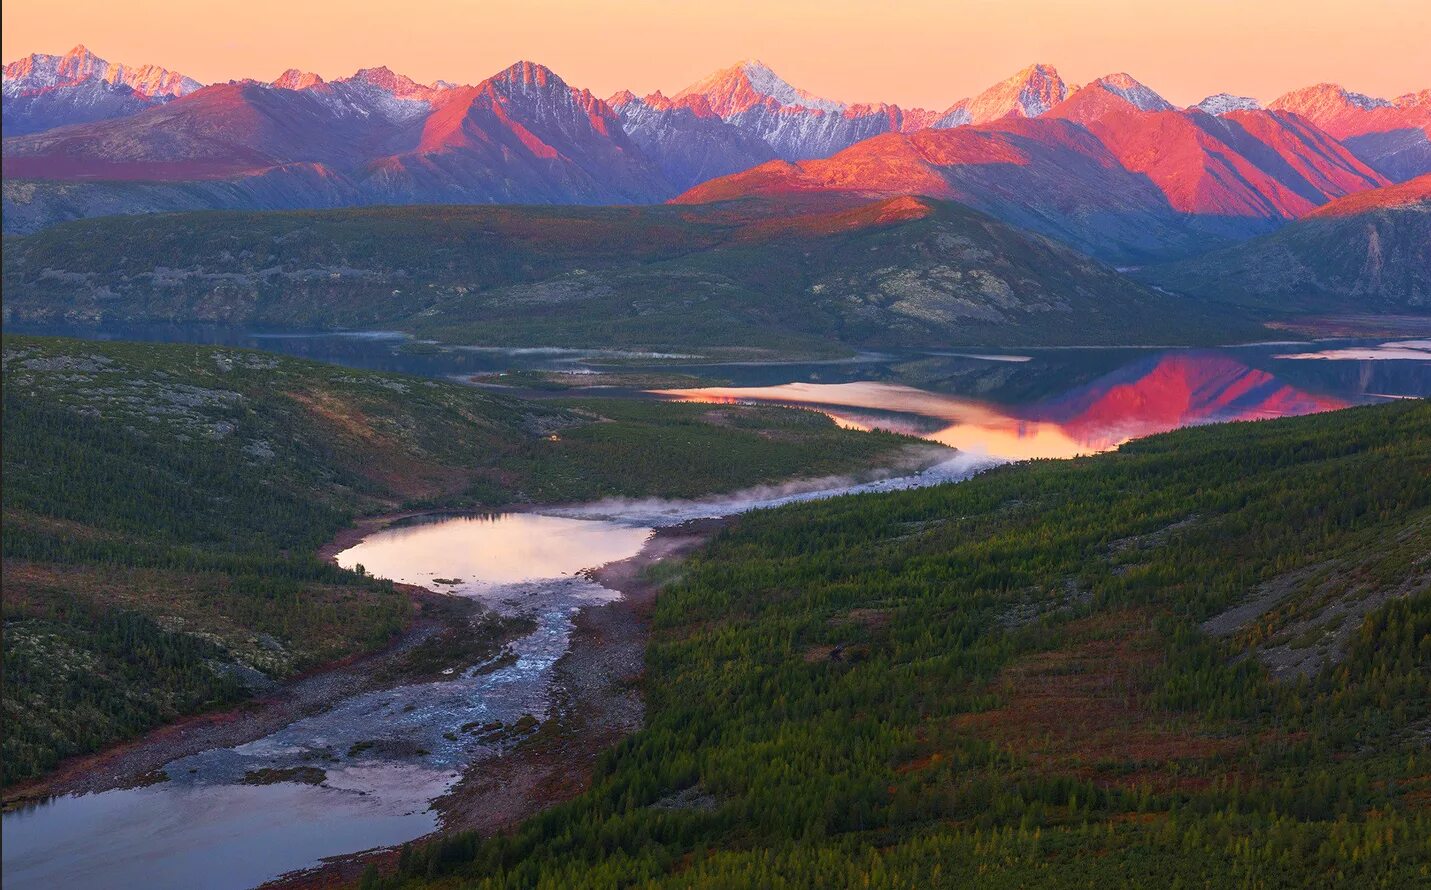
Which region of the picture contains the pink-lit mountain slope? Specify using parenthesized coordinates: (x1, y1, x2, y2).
(3, 45, 201, 135)
(2, 61, 670, 205)
(677, 74, 1388, 262)
(1270, 84, 1431, 181)
(1140, 174, 1431, 312)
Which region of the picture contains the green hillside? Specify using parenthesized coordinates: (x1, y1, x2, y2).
(1, 335, 916, 786)
(1140, 182, 1431, 314)
(0, 198, 1254, 355)
(381, 399, 1431, 889)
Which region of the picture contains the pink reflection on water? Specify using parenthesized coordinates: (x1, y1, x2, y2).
(335, 513, 652, 592)
(658, 353, 1350, 461)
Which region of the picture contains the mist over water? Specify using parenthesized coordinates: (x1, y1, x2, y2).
(4, 324, 1427, 889)
(543, 451, 1000, 527)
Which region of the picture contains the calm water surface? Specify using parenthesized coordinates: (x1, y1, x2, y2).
(2, 514, 652, 890)
(2, 323, 1426, 888)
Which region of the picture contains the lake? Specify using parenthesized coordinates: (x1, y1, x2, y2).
(2, 513, 652, 890)
(2, 322, 1426, 888)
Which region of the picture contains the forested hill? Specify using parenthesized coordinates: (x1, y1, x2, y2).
(1139, 176, 1431, 313)
(0, 198, 1254, 355)
(382, 399, 1431, 888)
(1, 335, 916, 787)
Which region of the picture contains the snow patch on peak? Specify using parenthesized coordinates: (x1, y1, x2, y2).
(737, 59, 844, 112)
(1193, 93, 1261, 115)
(1092, 73, 1173, 112)
(4, 44, 201, 98)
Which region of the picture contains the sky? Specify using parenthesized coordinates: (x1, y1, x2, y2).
(3, 0, 1428, 108)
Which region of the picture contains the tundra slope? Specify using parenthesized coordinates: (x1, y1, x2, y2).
(374, 398, 1431, 889)
(1, 334, 917, 787)
(1140, 175, 1431, 313)
(0, 197, 1253, 352)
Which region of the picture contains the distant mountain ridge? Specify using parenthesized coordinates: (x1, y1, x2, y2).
(676, 76, 1388, 262)
(4, 46, 1428, 258)
(1269, 84, 1431, 181)
(0, 195, 1254, 352)
(2, 44, 201, 136)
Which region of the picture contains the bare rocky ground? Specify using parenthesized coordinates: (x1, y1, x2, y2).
(1202, 516, 1430, 680)
(261, 518, 725, 890)
(3, 499, 720, 883)
(1, 585, 451, 811)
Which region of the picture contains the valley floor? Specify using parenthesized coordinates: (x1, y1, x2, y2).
(1, 336, 921, 797)
(369, 400, 1430, 889)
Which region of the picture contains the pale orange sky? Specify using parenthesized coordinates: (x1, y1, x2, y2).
(3, 0, 1427, 108)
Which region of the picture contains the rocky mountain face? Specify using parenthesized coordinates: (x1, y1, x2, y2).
(936, 63, 1069, 127)
(1269, 84, 1431, 181)
(1139, 175, 1431, 311)
(2, 45, 201, 135)
(608, 91, 777, 190)
(4, 48, 1426, 261)
(677, 78, 1389, 263)
(360, 61, 671, 204)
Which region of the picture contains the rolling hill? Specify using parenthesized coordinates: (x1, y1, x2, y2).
(1140, 175, 1431, 313)
(0, 196, 1258, 352)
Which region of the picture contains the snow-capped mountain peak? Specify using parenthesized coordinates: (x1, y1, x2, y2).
(674, 59, 844, 117)
(1270, 83, 1393, 118)
(607, 89, 640, 107)
(738, 59, 843, 112)
(346, 65, 430, 98)
(488, 60, 575, 97)
(1192, 93, 1261, 115)
(3, 44, 201, 98)
(937, 62, 1069, 127)
(1090, 73, 1173, 112)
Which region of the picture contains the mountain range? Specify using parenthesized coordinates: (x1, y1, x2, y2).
(2, 44, 200, 136)
(5, 45, 1428, 264)
(678, 74, 1391, 261)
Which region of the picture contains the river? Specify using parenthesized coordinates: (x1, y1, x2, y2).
(2, 323, 1426, 888)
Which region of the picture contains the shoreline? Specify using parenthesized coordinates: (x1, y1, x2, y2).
(3, 438, 936, 814)
(3, 504, 726, 887)
(260, 516, 726, 889)
(0, 582, 454, 812)
(4, 501, 541, 811)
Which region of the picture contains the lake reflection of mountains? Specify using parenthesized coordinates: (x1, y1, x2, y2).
(660, 353, 1352, 460)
